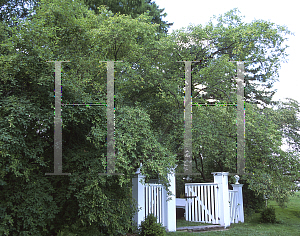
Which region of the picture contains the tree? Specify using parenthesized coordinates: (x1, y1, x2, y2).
(112, 7, 299, 208)
(175, 98, 300, 208)
(0, 0, 40, 27)
(163, 8, 299, 208)
(170, 8, 293, 107)
(245, 100, 300, 207)
(0, 0, 177, 235)
(84, 0, 173, 35)
(0, 0, 173, 36)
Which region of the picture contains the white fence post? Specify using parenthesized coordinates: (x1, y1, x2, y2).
(211, 172, 230, 228)
(132, 163, 145, 229)
(165, 166, 177, 232)
(231, 183, 244, 223)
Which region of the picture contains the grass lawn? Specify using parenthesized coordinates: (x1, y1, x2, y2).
(166, 191, 300, 236)
(176, 219, 213, 228)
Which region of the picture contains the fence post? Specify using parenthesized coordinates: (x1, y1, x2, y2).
(211, 172, 230, 228)
(132, 163, 145, 230)
(165, 165, 177, 232)
(231, 183, 244, 223)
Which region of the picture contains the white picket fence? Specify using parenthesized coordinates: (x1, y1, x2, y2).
(144, 183, 164, 224)
(132, 165, 244, 232)
(132, 163, 177, 232)
(185, 186, 241, 225)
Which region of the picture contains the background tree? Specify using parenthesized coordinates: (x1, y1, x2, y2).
(0, 0, 173, 36)
(166, 9, 299, 209)
(246, 99, 300, 207)
(84, 0, 173, 35)
(171, 8, 292, 107)
(0, 0, 37, 22)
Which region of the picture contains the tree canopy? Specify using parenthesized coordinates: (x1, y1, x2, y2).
(168, 9, 299, 206)
(0, 0, 173, 35)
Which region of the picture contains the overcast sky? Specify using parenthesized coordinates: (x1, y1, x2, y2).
(154, 0, 300, 105)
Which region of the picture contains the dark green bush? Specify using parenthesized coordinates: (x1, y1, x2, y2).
(260, 206, 276, 223)
(241, 181, 265, 216)
(139, 213, 166, 236)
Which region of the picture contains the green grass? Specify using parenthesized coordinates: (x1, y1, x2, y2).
(176, 218, 213, 227)
(166, 191, 300, 236)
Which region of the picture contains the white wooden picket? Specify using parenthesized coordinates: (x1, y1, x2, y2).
(144, 183, 163, 225)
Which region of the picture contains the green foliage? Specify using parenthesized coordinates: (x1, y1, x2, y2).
(245, 101, 300, 207)
(171, 8, 293, 106)
(192, 105, 237, 177)
(0, 0, 173, 36)
(0, 0, 176, 235)
(0, 1, 298, 234)
(139, 213, 166, 236)
(84, 0, 173, 35)
(165, 11, 298, 207)
(241, 181, 265, 216)
(260, 206, 277, 223)
(172, 8, 298, 209)
(0, 0, 39, 25)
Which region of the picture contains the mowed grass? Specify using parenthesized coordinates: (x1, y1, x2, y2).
(167, 191, 300, 236)
(176, 219, 212, 228)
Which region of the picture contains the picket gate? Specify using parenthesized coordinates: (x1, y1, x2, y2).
(185, 183, 219, 224)
(182, 172, 244, 228)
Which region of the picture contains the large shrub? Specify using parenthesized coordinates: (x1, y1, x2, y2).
(139, 213, 166, 236)
(260, 206, 276, 223)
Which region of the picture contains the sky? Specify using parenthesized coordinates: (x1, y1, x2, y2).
(154, 0, 300, 105)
